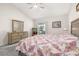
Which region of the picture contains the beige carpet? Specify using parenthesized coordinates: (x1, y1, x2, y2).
(0, 44, 18, 56)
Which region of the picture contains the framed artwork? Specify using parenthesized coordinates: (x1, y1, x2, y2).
(12, 20, 24, 32)
(76, 3, 79, 12)
(52, 21, 61, 28)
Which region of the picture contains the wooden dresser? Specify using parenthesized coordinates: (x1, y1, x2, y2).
(8, 31, 28, 44)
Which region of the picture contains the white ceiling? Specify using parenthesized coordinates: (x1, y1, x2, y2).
(13, 3, 73, 19)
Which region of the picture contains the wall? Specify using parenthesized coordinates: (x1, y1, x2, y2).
(0, 4, 34, 46)
(69, 3, 79, 33)
(34, 15, 69, 34)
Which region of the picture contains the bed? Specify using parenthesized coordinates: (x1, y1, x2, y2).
(16, 33, 78, 56)
(16, 17, 79, 56)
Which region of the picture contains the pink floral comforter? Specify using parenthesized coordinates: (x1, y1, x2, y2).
(16, 33, 78, 56)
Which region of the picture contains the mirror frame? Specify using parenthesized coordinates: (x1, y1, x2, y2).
(12, 20, 24, 32)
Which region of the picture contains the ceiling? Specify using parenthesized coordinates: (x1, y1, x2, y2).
(13, 3, 73, 19)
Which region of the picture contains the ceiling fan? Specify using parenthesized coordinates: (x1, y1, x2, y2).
(26, 3, 45, 9)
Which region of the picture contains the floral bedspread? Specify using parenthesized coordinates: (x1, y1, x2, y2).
(16, 33, 78, 56)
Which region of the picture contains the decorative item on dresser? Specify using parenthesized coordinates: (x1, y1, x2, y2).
(32, 28, 37, 36)
(8, 31, 28, 44)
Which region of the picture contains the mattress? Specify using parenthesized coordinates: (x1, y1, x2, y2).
(16, 33, 78, 56)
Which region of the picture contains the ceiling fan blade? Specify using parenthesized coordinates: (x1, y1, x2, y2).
(26, 3, 45, 9)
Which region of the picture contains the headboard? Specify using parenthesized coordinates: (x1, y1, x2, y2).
(71, 18, 79, 37)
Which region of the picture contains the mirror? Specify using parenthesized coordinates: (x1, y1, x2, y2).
(12, 20, 24, 32)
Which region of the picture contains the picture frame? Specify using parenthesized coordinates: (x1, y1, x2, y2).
(12, 20, 24, 32)
(76, 3, 79, 12)
(52, 21, 61, 28)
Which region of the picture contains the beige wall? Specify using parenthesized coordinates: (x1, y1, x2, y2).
(0, 4, 34, 46)
(35, 15, 69, 34)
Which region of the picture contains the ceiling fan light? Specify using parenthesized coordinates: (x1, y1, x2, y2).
(33, 5, 38, 8)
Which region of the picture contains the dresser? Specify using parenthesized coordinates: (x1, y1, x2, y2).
(8, 31, 28, 44)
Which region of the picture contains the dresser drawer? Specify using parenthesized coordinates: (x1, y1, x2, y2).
(11, 36, 21, 39)
(11, 38, 20, 43)
(8, 32, 28, 44)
